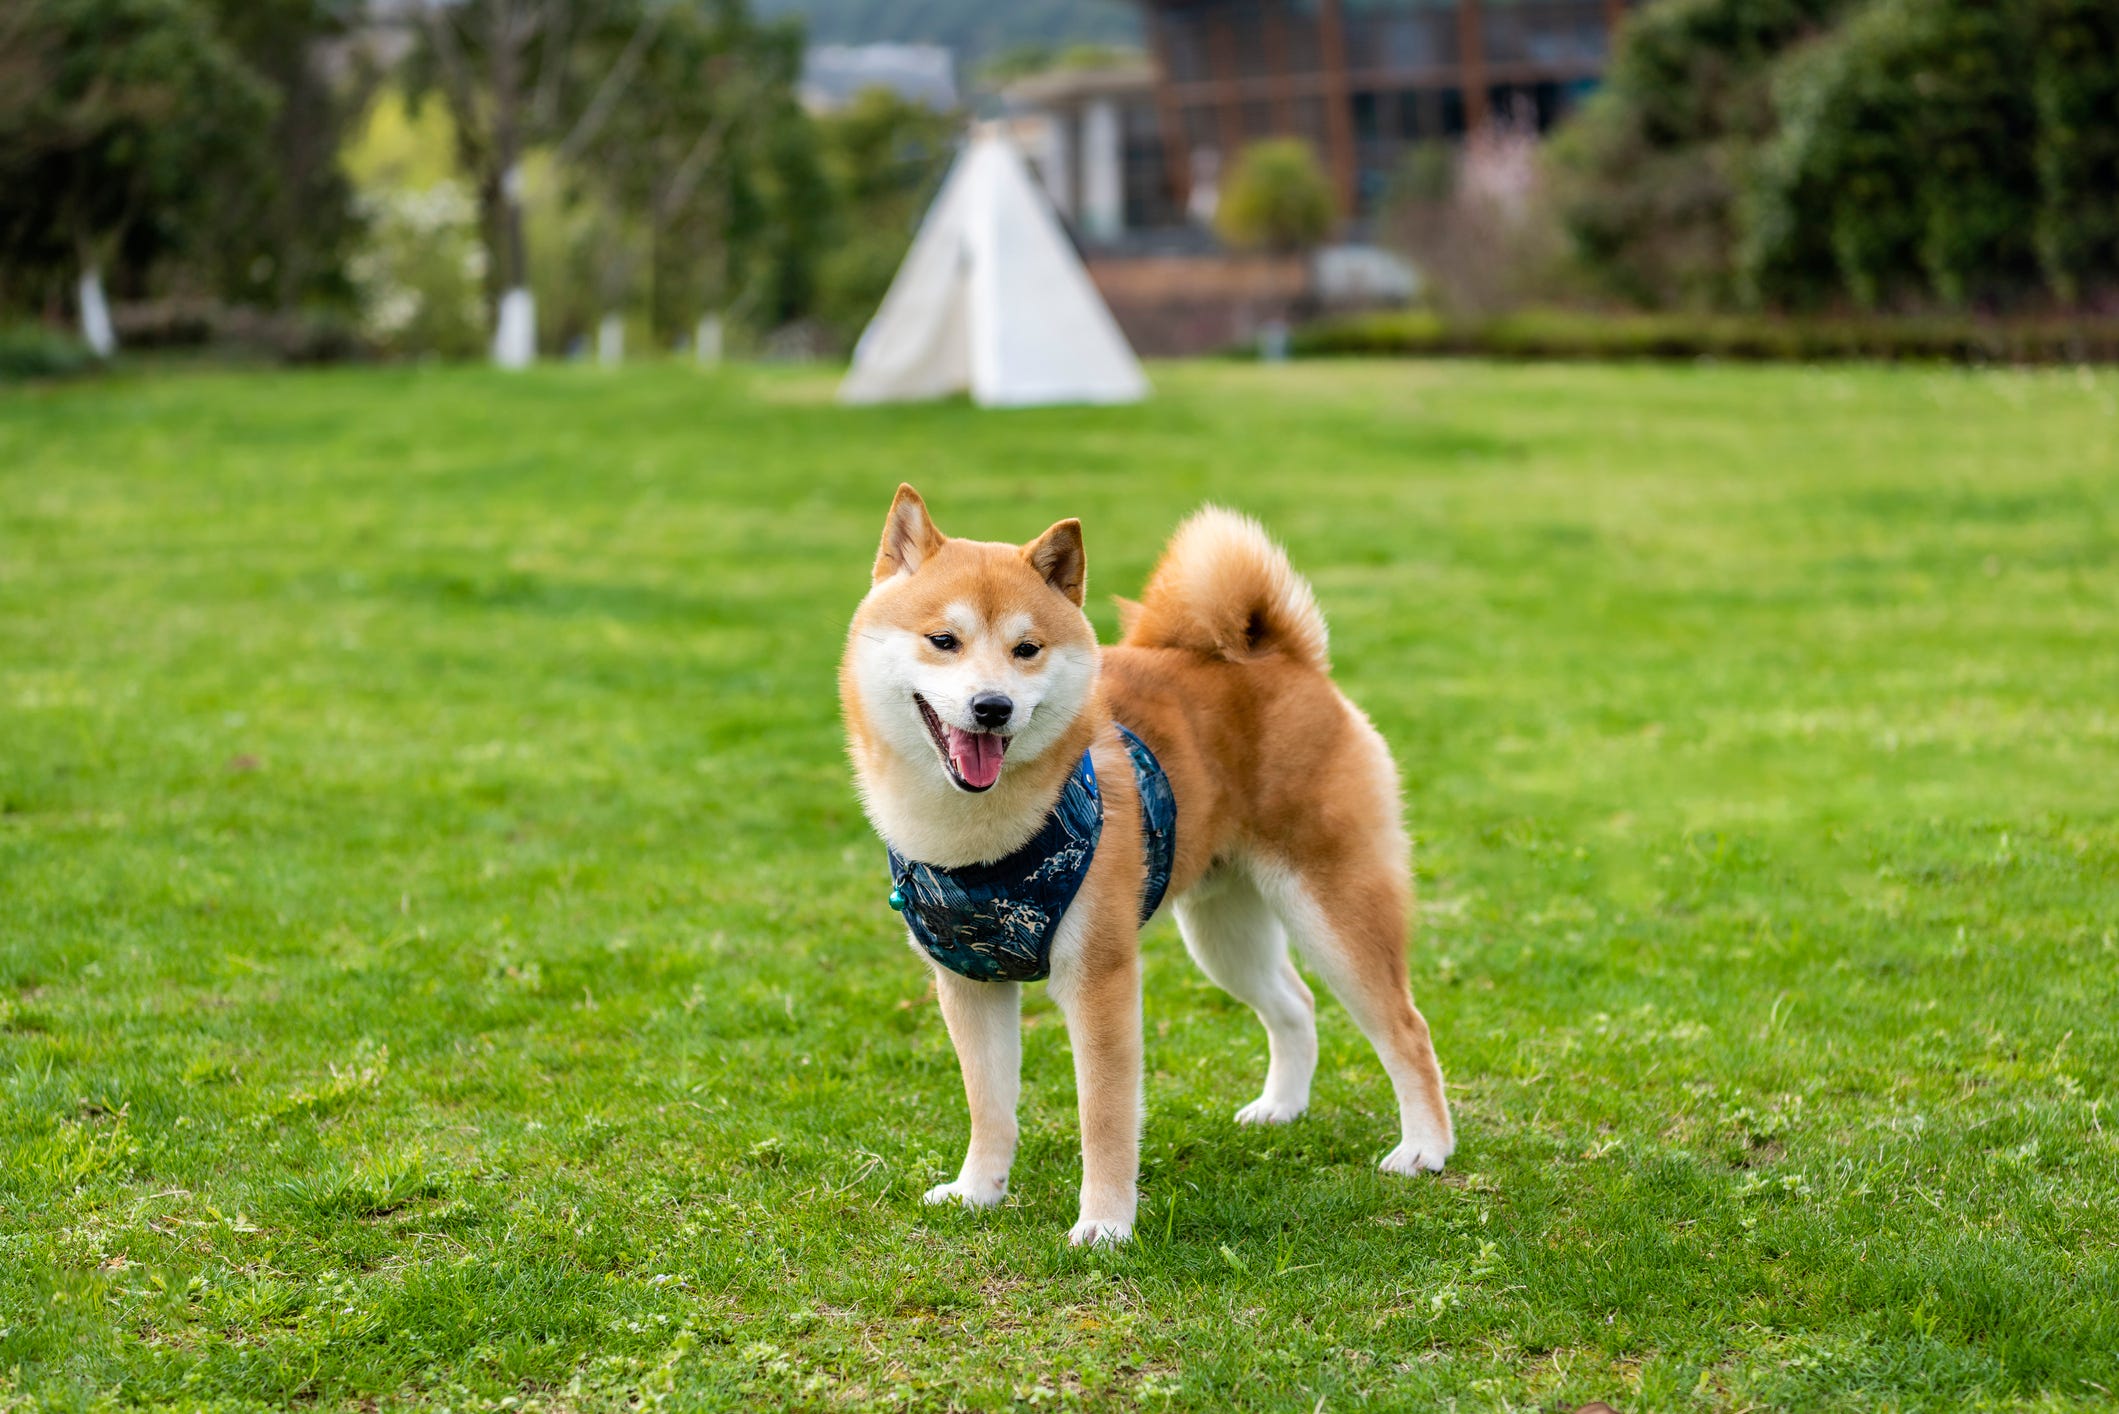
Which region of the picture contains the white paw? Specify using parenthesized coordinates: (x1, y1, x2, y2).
(1067, 1217, 1133, 1247)
(1379, 1139, 1450, 1176)
(924, 1176, 1008, 1209)
(1234, 1095, 1307, 1126)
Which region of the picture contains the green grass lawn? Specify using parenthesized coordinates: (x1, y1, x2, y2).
(3, 359, 2117, 1412)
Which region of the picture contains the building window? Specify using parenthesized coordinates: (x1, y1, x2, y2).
(1440, 87, 1466, 137)
(1292, 96, 1328, 149)
(1344, 0, 1458, 74)
(1399, 88, 1441, 141)
(1352, 89, 1382, 141)
(1183, 104, 1220, 155)
(1230, 0, 1272, 80)
(1121, 100, 1180, 231)
(1481, 0, 1609, 67)
(1162, 9, 1211, 84)
(1282, 0, 1322, 70)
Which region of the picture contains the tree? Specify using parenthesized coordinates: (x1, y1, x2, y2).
(407, 0, 664, 363)
(2033, 0, 2119, 303)
(1554, 0, 2118, 313)
(197, 0, 367, 312)
(566, 0, 815, 350)
(811, 87, 957, 346)
(1743, 0, 2039, 310)
(1548, 0, 1853, 309)
(0, 0, 273, 352)
(1215, 138, 1337, 257)
(1213, 138, 1337, 323)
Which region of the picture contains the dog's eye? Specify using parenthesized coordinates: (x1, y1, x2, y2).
(926, 633, 959, 652)
(1013, 642, 1041, 660)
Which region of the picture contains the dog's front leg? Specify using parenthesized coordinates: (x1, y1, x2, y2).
(1052, 940, 1141, 1246)
(925, 968, 1020, 1209)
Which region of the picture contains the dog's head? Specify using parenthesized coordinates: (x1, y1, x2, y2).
(843, 484, 1097, 794)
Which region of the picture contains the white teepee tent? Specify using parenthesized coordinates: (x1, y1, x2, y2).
(840, 129, 1149, 408)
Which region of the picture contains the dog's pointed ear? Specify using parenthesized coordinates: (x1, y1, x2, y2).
(1023, 518, 1086, 607)
(1111, 594, 1143, 637)
(874, 484, 946, 584)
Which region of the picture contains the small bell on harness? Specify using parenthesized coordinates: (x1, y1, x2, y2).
(888, 885, 907, 912)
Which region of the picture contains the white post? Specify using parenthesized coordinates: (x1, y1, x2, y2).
(1080, 98, 1124, 243)
(77, 266, 116, 358)
(695, 313, 724, 366)
(597, 312, 624, 366)
(493, 287, 536, 368)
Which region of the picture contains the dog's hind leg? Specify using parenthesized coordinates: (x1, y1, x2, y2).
(925, 969, 1020, 1209)
(1261, 856, 1453, 1176)
(1174, 866, 1317, 1125)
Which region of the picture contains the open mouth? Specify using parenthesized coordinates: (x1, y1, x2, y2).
(915, 694, 1008, 793)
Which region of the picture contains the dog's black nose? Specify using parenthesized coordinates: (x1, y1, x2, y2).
(971, 693, 1014, 729)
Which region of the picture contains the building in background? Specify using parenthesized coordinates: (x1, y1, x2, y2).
(1143, 0, 1630, 215)
(997, 60, 1180, 245)
(1008, 0, 1632, 244)
(998, 0, 1631, 351)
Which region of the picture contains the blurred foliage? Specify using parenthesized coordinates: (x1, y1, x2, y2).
(0, 0, 998, 360)
(524, 148, 631, 355)
(1557, 0, 2119, 313)
(401, 0, 666, 308)
(1387, 123, 1567, 322)
(0, 322, 96, 380)
(341, 91, 487, 359)
(193, 0, 367, 312)
(1214, 139, 1337, 257)
(1548, 0, 1852, 310)
(1288, 305, 2119, 365)
(753, 0, 1137, 65)
(976, 41, 1143, 86)
(0, 0, 274, 312)
(404, 0, 834, 353)
(2031, 0, 2119, 304)
(809, 87, 957, 348)
(343, 85, 463, 192)
(0, 0, 363, 325)
(1744, 0, 2039, 311)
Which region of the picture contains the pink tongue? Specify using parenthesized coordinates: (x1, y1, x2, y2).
(947, 728, 1005, 788)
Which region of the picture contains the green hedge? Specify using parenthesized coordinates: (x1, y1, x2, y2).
(0, 324, 97, 381)
(1550, 0, 1855, 309)
(1285, 308, 2119, 365)
(1745, 0, 2040, 310)
(2033, 0, 2119, 303)
(1562, 0, 2119, 312)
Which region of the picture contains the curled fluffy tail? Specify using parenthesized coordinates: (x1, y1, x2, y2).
(1119, 507, 1330, 670)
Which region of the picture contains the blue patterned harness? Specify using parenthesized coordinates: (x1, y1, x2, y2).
(886, 725, 1177, 983)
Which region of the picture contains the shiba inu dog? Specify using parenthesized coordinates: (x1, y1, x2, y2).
(840, 485, 1453, 1245)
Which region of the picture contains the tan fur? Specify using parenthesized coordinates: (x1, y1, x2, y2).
(1123, 506, 1332, 671)
(841, 489, 1453, 1245)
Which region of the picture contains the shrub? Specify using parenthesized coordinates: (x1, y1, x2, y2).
(1214, 139, 1337, 257)
(2032, 0, 2119, 302)
(345, 181, 488, 360)
(0, 323, 96, 380)
(341, 89, 486, 360)
(1285, 306, 2119, 364)
(1387, 116, 1565, 320)
(1549, 0, 1854, 309)
(812, 88, 958, 348)
(1744, 0, 2040, 310)
(1556, 0, 2119, 313)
